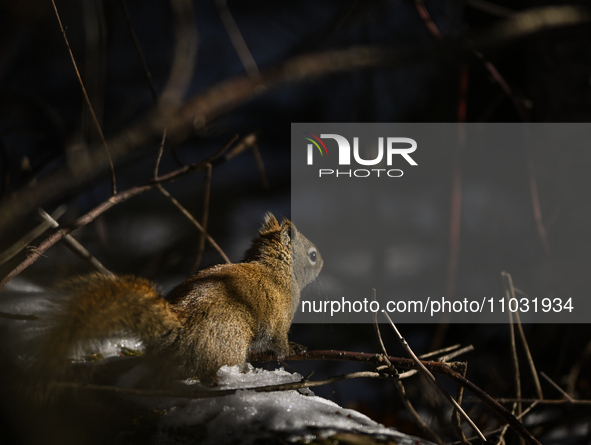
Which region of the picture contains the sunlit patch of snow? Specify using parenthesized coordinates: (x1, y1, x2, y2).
(153, 365, 433, 445)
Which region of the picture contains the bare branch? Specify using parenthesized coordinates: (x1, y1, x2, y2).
(157, 184, 231, 264)
(216, 0, 259, 78)
(382, 311, 487, 443)
(502, 272, 523, 430)
(49, 370, 385, 400)
(36, 209, 113, 276)
(0, 311, 40, 321)
(540, 372, 574, 402)
(260, 348, 542, 445)
(0, 144, 232, 293)
(51, 0, 116, 195)
(190, 162, 212, 274)
(1, 5, 587, 233)
(120, 0, 158, 102)
(372, 289, 443, 445)
(0, 206, 66, 265)
(159, 0, 198, 106)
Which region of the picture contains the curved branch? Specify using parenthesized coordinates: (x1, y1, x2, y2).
(0, 5, 588, 234)
(276, 350, 542, 445)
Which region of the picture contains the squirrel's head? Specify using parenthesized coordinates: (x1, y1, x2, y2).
(244, 213, 323, 288)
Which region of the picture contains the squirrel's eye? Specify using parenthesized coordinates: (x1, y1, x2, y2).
(307, 247, 317, 265)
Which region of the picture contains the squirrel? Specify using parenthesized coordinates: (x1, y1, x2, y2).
(35, 213, 323, 387)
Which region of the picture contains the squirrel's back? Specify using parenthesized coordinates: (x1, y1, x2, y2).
(34, 213, 322, 386)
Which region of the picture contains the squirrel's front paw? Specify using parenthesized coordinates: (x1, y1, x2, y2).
(288, 341, 307, 356)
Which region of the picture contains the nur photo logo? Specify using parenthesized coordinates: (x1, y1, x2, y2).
(303, 132, 418, 178)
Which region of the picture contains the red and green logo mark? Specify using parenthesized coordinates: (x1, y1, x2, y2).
(303, 132, 328, 156)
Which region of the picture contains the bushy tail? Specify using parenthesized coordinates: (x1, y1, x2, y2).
(37, 273, 180, 379)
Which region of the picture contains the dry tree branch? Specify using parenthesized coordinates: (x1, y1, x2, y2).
(502, 272, 523, 432)
(156, 184, 231, 265)
(153, 130, 168, 178)
(539, 372, 574, 402)
(512, 313, 543, 399)
(497, 402, 519, 445)
(278, 349, 542, 445)
(36, 209, 113, 276)
(120, 0, 158, 102)
(0, 141, 233, 292)
(190, 162, 212, 274)
(0, 206, 66, 265)
(566, 340, 591, 397)
(452, 363, 472, 445)
(525, 145, 551, 257)
(216, 0, 259, 78)
(372, 290, 444, 445)
(1, 4, 588, 234)
(49, 370, 385, 400)
(382, 312, 487, 443)
(0, 311, 40, 321)
(159, 0, 198, 106)
(151, 128, 221, 263)
(493, 398, 591, 405)
(0, 131, 263, 291)
(466, 0, 514, 17)
(502, 272, 544, 399)
(65, 346, 544, 444)
(153, 133, 241, 267)
(416, 0, 555, 260)
(461, 402, 539, 444)
(419, 344, 462, 359)
(437, 345, 475, 363)
(50, 0, 116, 195)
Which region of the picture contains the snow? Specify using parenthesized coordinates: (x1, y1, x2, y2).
(149, 365, 432, 445)
(2, 277, 432, 445)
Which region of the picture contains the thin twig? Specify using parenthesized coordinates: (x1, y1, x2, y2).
(51, 0, 116, 195)
(540, 372, 574, 402)
(566, 340, 591, 397)
(502, 271, 523, 434)
(525, 145, 551, 256)
(0, 206, 66, 265)
(493, 398, 591, 405)
(372, 290, 443, 445)
(419, 344, 462, 360)
(190, 162, 212, 274)
(120, 0, 158, 102)
(383, 311, 487, 442)
(466, 0, 515, 17)
(2, 5, 589, 233)
(216, 0, 259, 78)
(219, 133, 258, 162)
(513, 310, 544, 400)
(497, 401, 518, 445)
(156, 185, 230, 264)
(460, 402, 539, 444)
(49, 370, 384, 400)
(437, 345, 475, 363)
(153, 129, 168, 178)
(37, 209, 113, 276)
(0, 143, 233, 293)
(279, 349, 542, 445)
(250, 144, 269, 189)
(452, 363, 472, 445)
(0, 311, 40, 321)
(159, 0, 198, 105)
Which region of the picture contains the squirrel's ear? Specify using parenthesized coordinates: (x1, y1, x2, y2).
(280, 220, 292, 247)
(260, 212, 280, 233)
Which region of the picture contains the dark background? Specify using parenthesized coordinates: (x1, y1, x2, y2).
(1, 0, 590, 444)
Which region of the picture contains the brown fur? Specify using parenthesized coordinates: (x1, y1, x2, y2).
(41, 213, 322, 386)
